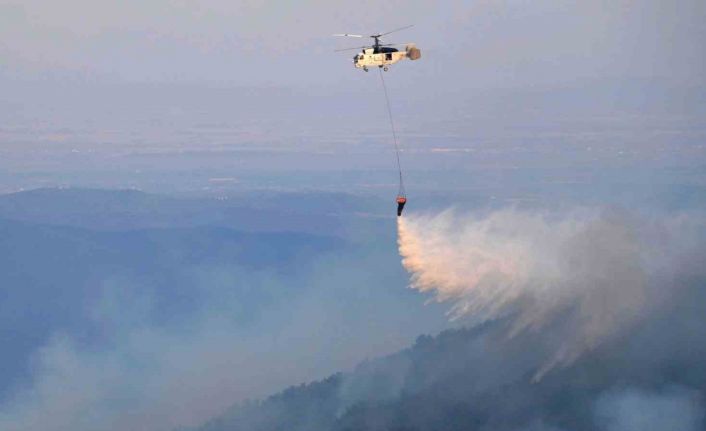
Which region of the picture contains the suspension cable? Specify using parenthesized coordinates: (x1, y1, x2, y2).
(378, 68, 405, 197)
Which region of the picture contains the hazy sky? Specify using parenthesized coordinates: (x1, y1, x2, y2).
(1, 0, 705, 90)
(1, 0, 704, 195)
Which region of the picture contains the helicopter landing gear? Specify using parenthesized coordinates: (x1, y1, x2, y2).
(383, 66, 389, 71)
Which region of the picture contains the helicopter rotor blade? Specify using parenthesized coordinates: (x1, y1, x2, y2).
(333, 33, 364, 38)
(334, 46, 367, 52)
(376, 25, 414, 37)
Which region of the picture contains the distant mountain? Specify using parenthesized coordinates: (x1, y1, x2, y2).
(194, 278, 706, 431)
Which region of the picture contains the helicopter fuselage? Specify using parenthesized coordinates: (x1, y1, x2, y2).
(354, 48, 406, 71)
(335, 26, 420, 71)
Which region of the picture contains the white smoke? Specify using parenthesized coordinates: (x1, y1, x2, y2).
(397, 209, 671, 379)
(594, 386, 705, 431)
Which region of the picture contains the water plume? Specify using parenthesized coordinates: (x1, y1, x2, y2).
(397, 209, 652, 379)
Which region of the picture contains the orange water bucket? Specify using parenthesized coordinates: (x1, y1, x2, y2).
(396, 196, 407, 216)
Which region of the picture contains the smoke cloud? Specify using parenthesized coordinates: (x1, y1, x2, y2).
(0, 247, 444, 431)
(146, 207, 706, 431)
(397, 209, 696, 379)
(594, 386, 704, 431)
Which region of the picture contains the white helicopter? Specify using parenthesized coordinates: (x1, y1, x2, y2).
(334, 25, 421, 72)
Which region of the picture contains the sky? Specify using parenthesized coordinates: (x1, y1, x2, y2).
(1, 0, 705, 89)
(1, 0, 705, 197)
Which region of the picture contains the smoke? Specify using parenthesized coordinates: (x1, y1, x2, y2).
(594, 386, 704, 431)
(133, 207, 706, 431)
(397, 208, 694, 379)
(0, 243, 443, 431)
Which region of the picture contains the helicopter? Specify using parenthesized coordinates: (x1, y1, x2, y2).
(334, 25, 421, 72)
